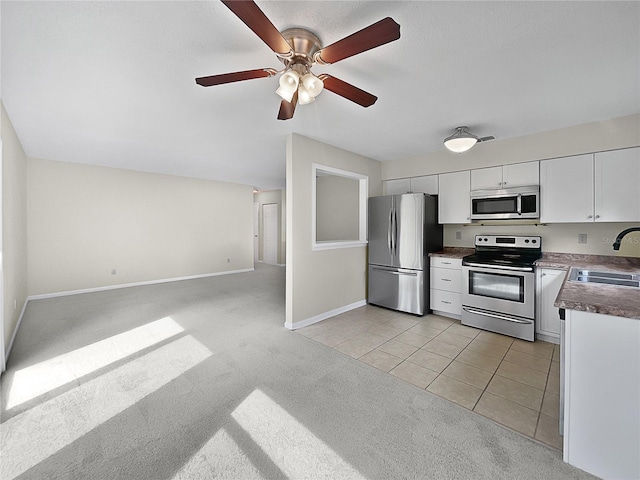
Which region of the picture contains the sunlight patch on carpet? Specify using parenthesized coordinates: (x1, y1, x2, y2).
(0, 335, 211, 480)
(6, 316, 184, 410)
(231, 389, 365, 480)
(172, 427, 267, 480)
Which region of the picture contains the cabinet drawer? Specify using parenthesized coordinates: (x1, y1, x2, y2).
(431, 257, 462, 269)
(430, 289, 461, 315)
(431, 267, 462, 292)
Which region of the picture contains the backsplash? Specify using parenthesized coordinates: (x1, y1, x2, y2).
(444, 222, 640, 257)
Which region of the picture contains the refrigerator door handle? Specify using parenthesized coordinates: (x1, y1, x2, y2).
(392, 208, 398, 256)
(372, 268, 418, 277)
(387, 206, 393, 254)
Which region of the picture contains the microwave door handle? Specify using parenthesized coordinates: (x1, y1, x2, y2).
(517, 194, 522, 215)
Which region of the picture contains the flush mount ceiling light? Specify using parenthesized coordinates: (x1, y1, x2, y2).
(444, 126, 495, 153)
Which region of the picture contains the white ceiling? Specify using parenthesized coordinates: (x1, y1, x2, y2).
(2, 1, 639, 190)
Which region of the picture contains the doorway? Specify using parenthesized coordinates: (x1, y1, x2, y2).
(253, 203, 259, 264)
(262, 203, 278, 265)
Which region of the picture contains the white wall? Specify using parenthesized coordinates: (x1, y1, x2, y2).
(1, 103, 29, 362)
(253, 189, 286, 265)
(383, 114, 640, 257)
(444, 223, 640, 257)
(28, 158, 254, 296)
(382, 114, 640, 179)
(286, 134, 382, 328)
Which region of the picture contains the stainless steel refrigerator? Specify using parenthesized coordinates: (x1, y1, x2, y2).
(368, 193, 443, 315)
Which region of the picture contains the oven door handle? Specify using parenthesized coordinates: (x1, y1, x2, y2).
(517, 193, 522, 215)
(463, 262, 533, 272)
(463, 307, 533, 325)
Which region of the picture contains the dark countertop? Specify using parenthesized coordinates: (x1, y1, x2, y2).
(536, 252, 640, 319)
(429, 247, 475, 259)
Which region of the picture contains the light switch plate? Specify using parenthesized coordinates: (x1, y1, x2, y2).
(455, 231, 462, 240)
(578, 233, 588, 244)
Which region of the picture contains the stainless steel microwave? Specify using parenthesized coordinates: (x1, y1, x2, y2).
(470, 185, 540, 220)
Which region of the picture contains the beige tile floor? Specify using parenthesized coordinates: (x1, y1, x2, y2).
(297, 305, 563, 451)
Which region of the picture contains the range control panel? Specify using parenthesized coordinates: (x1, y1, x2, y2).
(474, 235, 542, 249)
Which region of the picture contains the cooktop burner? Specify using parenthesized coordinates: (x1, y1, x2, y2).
(462, 235, 542, 269)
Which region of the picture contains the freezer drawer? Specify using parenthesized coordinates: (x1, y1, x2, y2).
(368, 265, 425, 315)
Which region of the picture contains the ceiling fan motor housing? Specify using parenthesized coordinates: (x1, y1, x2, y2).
(279, 28, 322, 68)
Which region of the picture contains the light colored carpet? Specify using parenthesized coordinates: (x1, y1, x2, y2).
(1, 264, 595, 479)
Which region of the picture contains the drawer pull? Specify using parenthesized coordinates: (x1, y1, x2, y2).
(441, 300, 452, 304)
(441, 278, 452, 282)
(441, 261, 452, 265)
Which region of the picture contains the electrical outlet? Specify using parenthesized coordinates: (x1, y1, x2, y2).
(111, 268, 117, 275)
(455, 231, 462, 240)
(14, 299, 17, 310)
(578, 233, 588, 244)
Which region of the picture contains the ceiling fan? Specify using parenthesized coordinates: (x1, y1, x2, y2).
(196, 1, 401, 120)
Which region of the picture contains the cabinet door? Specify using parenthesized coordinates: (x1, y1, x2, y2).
(536, 268, 565, 337)
(595, 147, 640, 222)
(540, 154, 594, 223)
(384, 178, 411, 195)
(502, 161, 539, 188)
(438, 170, 471, 224)
(471, 166, 502, 190)
(410, 175, 438, 194)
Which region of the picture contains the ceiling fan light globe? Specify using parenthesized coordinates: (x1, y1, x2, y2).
(279, 70, 300, 89)
(298, 85, 315, 105)
(444, 137, 477, 153)
(301, 73, 324, 97)
(276, 85, 296, 103)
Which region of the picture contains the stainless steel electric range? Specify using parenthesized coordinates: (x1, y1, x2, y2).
(461, 235, 542, 341)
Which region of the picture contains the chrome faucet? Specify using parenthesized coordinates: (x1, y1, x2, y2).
(612, 227, 640, 250)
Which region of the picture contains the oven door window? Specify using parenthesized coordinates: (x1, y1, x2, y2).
(472, 196, 517, 215)
(468, 271, 524, 303)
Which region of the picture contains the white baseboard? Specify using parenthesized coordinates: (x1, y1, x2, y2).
(284, 299, 366, 330)
(535, 332, 560, 345)
(2, 268, 255, 368)
(431, 310, 461, 321)
(28, 268, 255, 300)
(5, 299, 29, 366)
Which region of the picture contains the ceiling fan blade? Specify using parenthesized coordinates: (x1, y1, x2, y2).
(314, 17, 400, 65)
(478, 136, 496, 142)
(277, 91, 298, 120)
(318, 75, 377, 107)
(195, 68, 277, 87)
(222, 1, 293, 57)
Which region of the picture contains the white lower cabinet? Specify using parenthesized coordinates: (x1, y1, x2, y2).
(563, 309, 640, 479)
(430, 257, 462, 318)
(535, 268, 565, 342)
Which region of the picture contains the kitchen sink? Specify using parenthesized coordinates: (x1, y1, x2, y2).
(569, 269, 640, 288)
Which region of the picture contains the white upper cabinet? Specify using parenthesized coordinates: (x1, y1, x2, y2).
(540, 154, 594, 223)
(471, 161, 539, 190)
(594, 147, 640, 222)
(540, 148, 640, 223)
(438, 170, 471, 224)
(383, 175, 438, 195)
